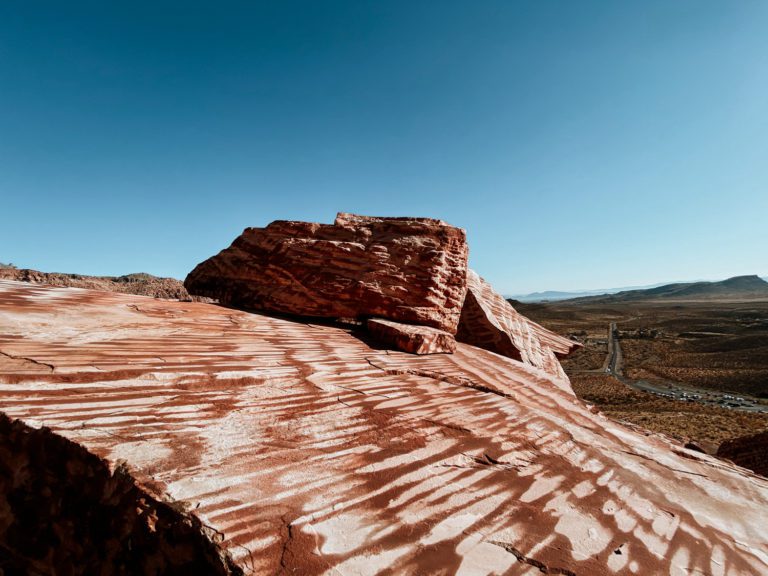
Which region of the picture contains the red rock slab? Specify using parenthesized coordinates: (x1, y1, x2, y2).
(184, 213, 468, 333)
(367, 318, 457, 354)
(457, 269, 580, 380)
(1, 280, 768, 575)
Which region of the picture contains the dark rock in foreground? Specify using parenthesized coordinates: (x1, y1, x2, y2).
(718, 430, 768, 477)
(0, 412, 239, 575)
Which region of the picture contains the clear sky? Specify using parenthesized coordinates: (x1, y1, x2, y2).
(1, 1, 766, 294)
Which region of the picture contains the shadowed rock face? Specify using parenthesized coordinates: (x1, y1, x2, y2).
(717, 430, 768, 477)
(457, 270, 579, 380)
(367, 318, 457, 355)
(0, 413, 240, 576)
(1, 280, 768, 575)
(184, 213, 468, 333)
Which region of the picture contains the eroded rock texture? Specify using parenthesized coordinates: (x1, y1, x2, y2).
(457, 270, 579, 380)
(367, 318, 457, 354)
(1, 280, 767, 575)
(184, 213, 468, 333)
(0, 413, 240, 576)
(717, 430, 768, 477)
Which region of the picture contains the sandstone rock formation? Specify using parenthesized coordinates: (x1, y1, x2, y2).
(717, 430, 768, 478)
(184, 213, 579, 365)
(456, 270, 578, 380)
(2, 279, 767, 575)
(367, 318, 457, 354)
(184, 213, 468, 333)
(0, 266, 197, 300)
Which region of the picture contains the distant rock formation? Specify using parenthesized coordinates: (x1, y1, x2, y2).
(718, 430, 768, 477)
(0, 266, 197, 301)
(564, 274, 768, 304)
(185, 213, 468, 333)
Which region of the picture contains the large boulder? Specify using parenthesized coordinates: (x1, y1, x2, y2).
(185, 213, 581, 365)
(185, 213, 468, 333)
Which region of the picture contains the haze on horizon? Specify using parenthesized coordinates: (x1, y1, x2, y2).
(1, 1, 766, 295)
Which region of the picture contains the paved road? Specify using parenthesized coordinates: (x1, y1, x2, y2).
(604, 322, 622, 376)
(601, 323, 768, 414)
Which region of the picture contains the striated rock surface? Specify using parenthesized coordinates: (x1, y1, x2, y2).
(184, 213, 468, 333)
(367, 318, 457, 355)
(2, 280, 768, 575)
(457, 270, 580, 380)
(184, 213, 581, 363)
(718, 430, 768, 477)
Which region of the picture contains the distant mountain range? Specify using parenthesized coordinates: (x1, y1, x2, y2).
(513, 275, 768, 303)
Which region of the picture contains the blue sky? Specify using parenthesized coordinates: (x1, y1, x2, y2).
(1, 1, 766, 294)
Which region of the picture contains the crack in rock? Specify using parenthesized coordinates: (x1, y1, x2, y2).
(421, 418, 471, 434)
(489, 541, 576, 576)
(621, 449, 709, 478)
(278, 516, 294, 571)
(365, 357, 517, 402)
(0, 350, 55, 372)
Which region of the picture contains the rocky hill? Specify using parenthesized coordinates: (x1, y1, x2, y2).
(568, 275, 768, 304)
(1, 214, 767, 575)
(0, 265, 197, 300)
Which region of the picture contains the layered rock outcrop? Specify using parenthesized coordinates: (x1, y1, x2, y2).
(185, 213, 579, 369)
(185, 213, 468, 333)
(1, 280, 767, 575)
